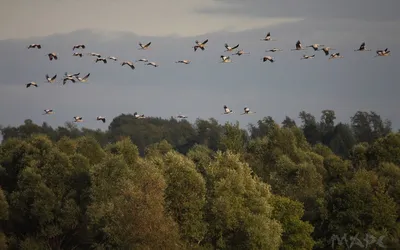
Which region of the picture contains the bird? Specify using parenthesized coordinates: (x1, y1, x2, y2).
(193, 39, 208, 51)
(291, 40, 305, 51)
(76, 73, 90, 82)
(301, 54, 315, 60)
(321, 47, 335, 56)
(26, 82, 38, 88)
(307, 44, 324, 51)
(176, 114, 188, 119)
(329, 53, 344, 60)
(73, 116, 83, 122)
(146, 62, 158, 67)
(73, 52, 83, 57)
(47, 53, 58, 60)
(108, 56, 118, 61)
(87, 52, 101, 58)
(261, 32, 276, 41)
(63, 76, 76, 85)
(266, 48, 283, 52)
(136, 58, 148, 63)
(139, 42, 151, 50)
(224, 43, 239, 52)
(375, 48, 390, 57)
(241, 107, 256, 115)
(43, 109, 54, 115)
(222, 105, 233, 114)
(121, 61, 135, 69)
(65, 72, 80, 78)
(72, 44, 86, 50)
(96, 116, 106, 123)
(95, 58, 107, 64)
(220, 55, 231, 63)
(45, 74, 57, 83)
(176, 60, 191, 64)
(133, 112, 146, 119)
(262, 56, 274, 63)
(232, 49, 250, 56)
(27, 44, 41, 49)
(355, 42, 371, 52)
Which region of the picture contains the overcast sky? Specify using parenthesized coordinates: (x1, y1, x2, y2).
(0, 0, 399, 133)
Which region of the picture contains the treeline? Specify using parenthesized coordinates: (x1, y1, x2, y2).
(0, 110, 398, 249)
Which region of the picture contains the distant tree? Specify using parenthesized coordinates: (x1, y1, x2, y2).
(281, 116, 296, 128)
(351, 111, 391, 143)
(299, 111, 321, 145)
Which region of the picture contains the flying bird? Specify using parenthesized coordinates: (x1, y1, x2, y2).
(27, 44, 41, 49)
(146, 62, 158, 67)
(176, 60, 191, 64)
(121, 61, 135, 69)
(355, 42, 371, 52)
(222, 105, 233, 114)
(291, 40, 305, 51)
(266, 48, 283, 52)
(329, 53, 344, 60)
(65, 72, 80, 78)
(262, 56, 274, 63)
(73, 44, 86, 50)
(136, 58, 148, 63)
(26, 82, 38, 88)
(63, 76, 76, 85)
(108, 56, 118, 61)
(261, 32, 276, 41)
(76, 73, 91, 82)
(176, 114, 188, 119)
(232, 49, 250, 56)
(47, 53, 58, 60)
(241, 107, 256, 115)
(73, 52, 83, 57)
(96, 116, 106, 123)
(45, 74, 57, 83)
(321, 47, 335, 56)
(95, 58, 107, 64)
(307, 44, 324, 51)
(74, 116, 83, 122)
(375, 48, 390, 57)
(224, 43, 239, 52)
(301, 54, 315, 60)
(43, 109, 54, 115)
(87, 52, 101, 58)
(133, 112, 146, 119)
(220, 55, 231, 63)
(193, 39, 208, 51)
(139, 42, 151, 50)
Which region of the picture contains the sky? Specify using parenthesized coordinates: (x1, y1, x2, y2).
(0, 0, 399, 133)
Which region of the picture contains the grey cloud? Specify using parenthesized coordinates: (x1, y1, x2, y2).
(199, 0, 400, 22)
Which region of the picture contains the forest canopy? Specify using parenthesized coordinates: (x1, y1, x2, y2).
(0, 109, 398, 249)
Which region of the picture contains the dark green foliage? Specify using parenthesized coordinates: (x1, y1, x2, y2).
(0, 110, 398, 249)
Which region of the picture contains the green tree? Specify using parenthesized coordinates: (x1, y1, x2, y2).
(271, 195, 315, 250)
(162, 152, 207, 247)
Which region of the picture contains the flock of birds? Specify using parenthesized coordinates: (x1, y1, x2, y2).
(24, 32, 392, 125)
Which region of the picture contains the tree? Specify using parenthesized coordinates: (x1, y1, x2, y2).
(219, 121, 248, 154)
(205, 151, 283, 249)
(281, 116, 296, 128)
(299, 111, 321, 145)
(162, 152, 207, 247)
(271, 195, 315, 250)
(351, 111, 391, 143)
